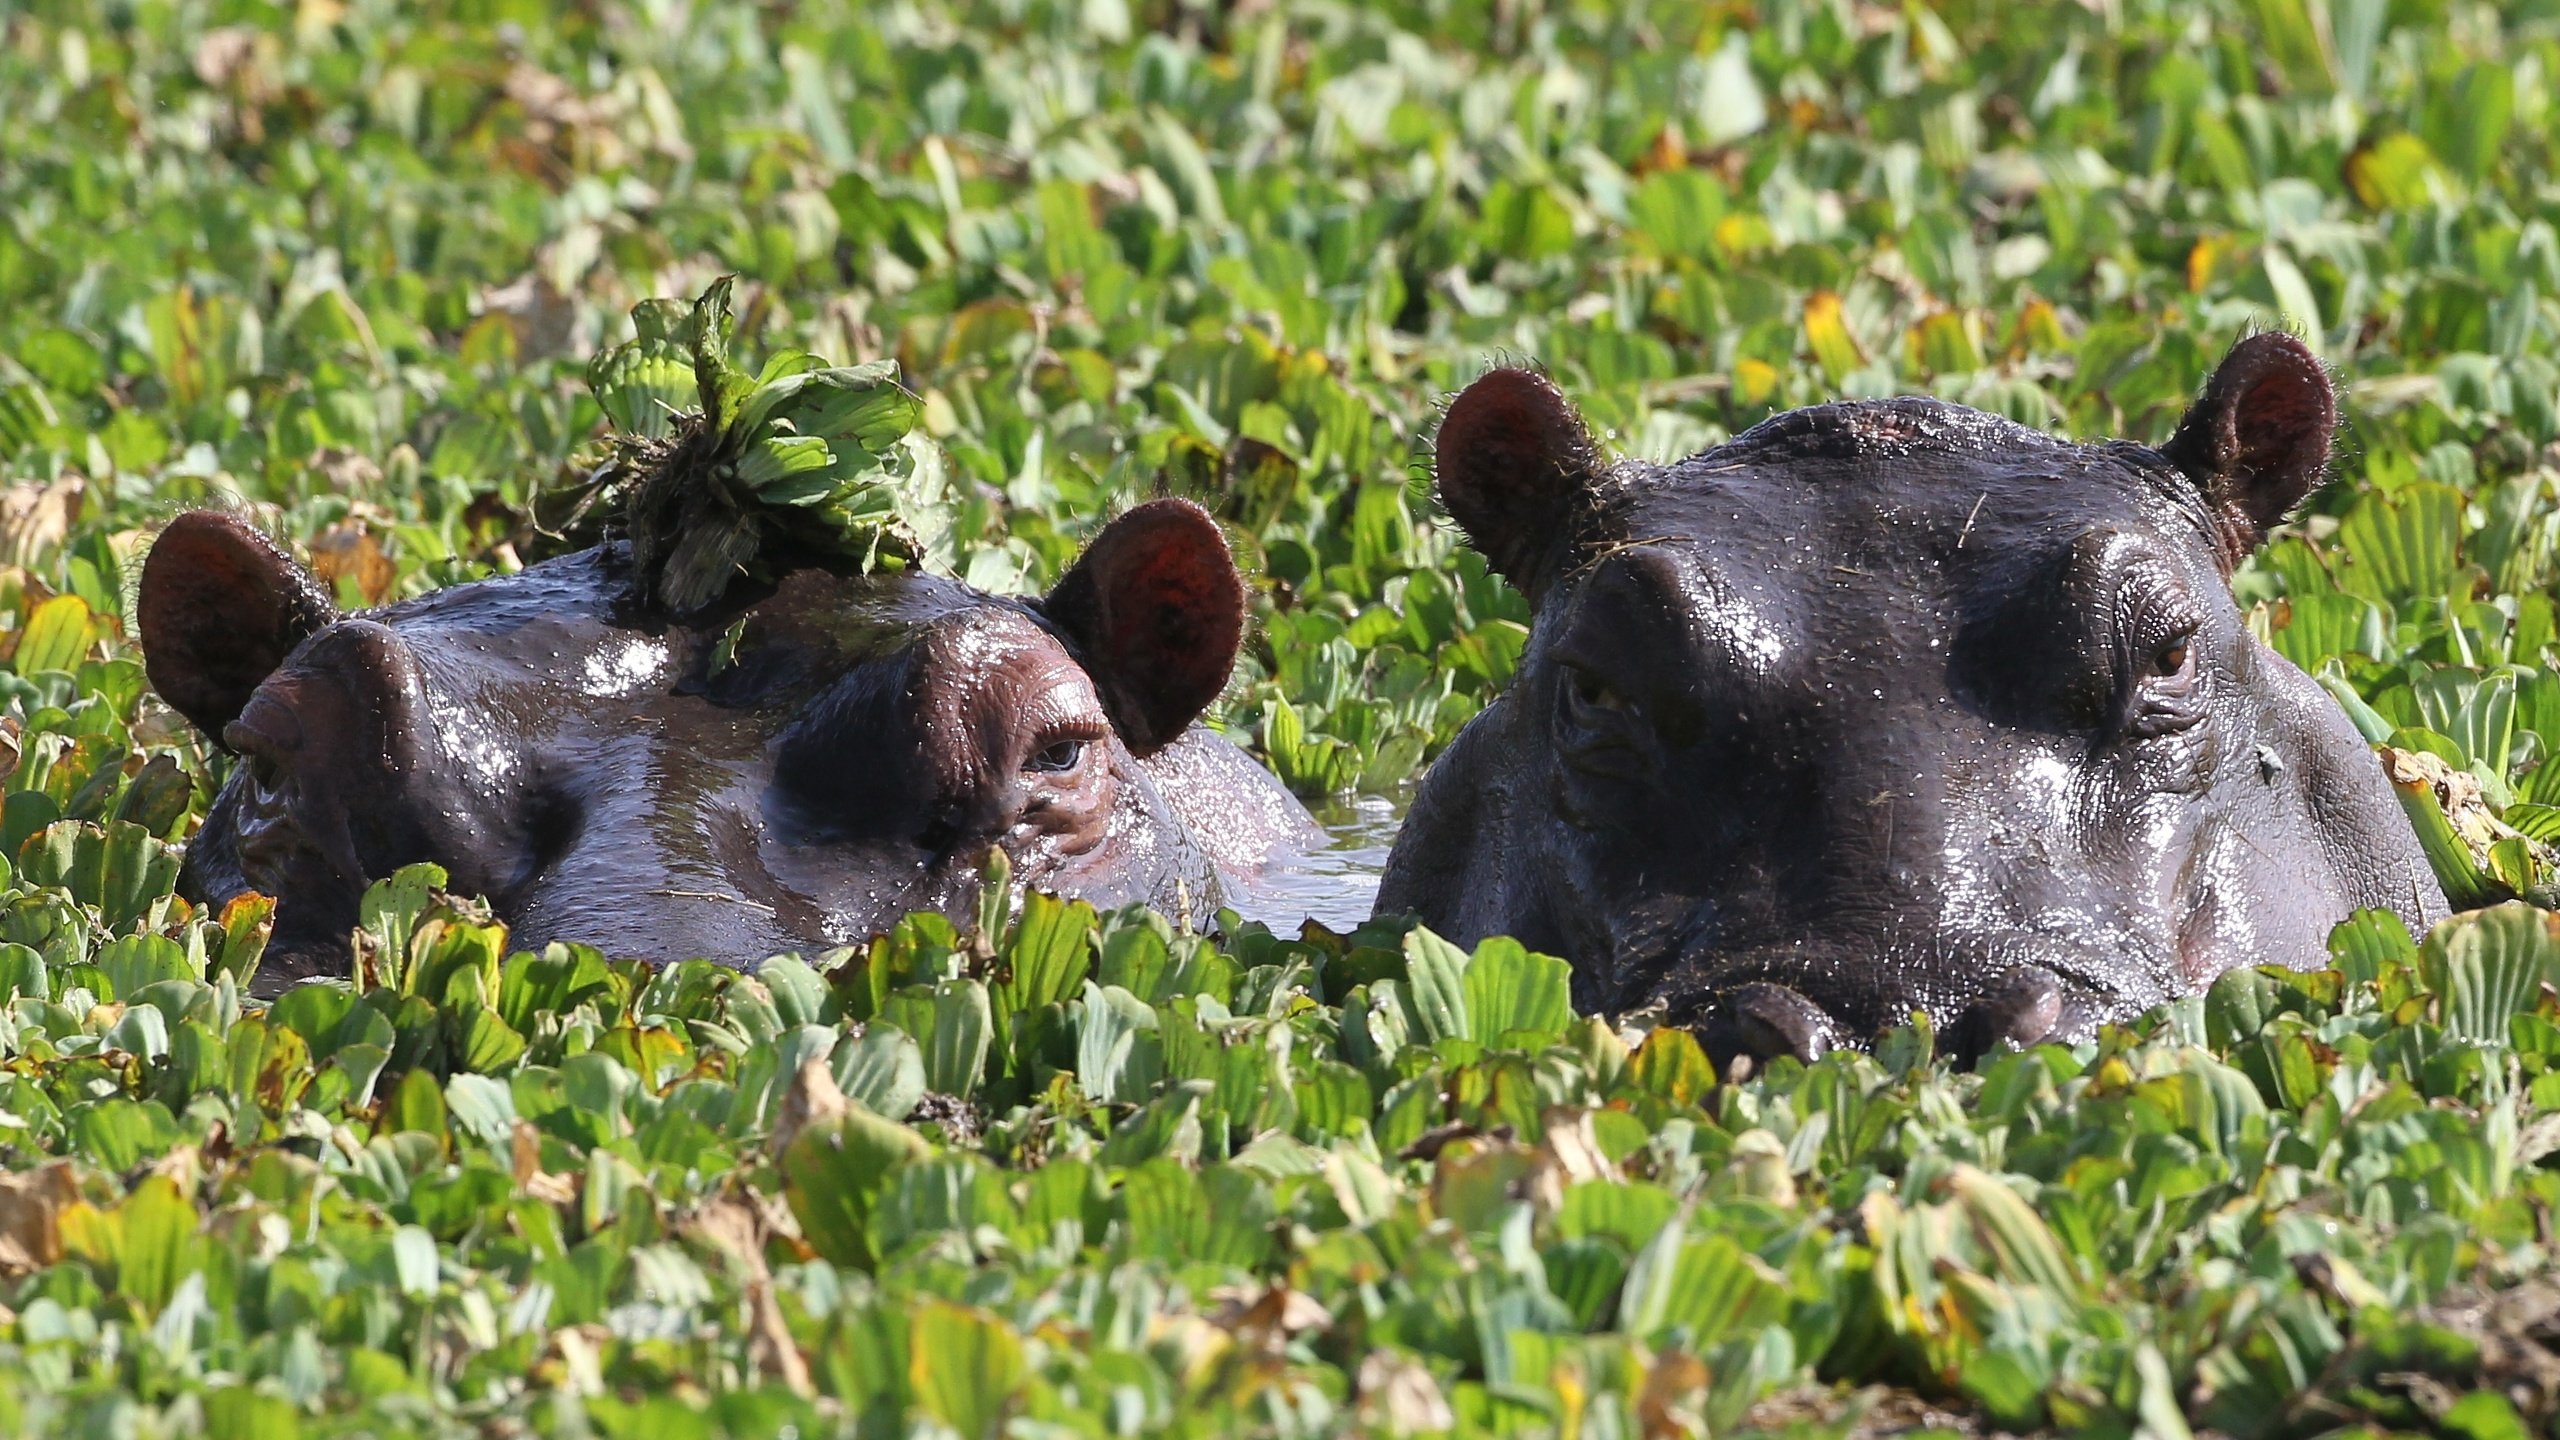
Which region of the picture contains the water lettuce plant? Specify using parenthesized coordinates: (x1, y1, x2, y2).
(0, 836, 2557, 1436)
(562, 277, 933, 613)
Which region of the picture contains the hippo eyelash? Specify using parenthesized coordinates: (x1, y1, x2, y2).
(1027, 739, 1086, 773)
(2126, 623, 2204, 737)
(1026, 728, 1105, 774)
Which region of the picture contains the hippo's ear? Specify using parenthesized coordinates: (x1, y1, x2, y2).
(2159, 332, 2337, 564)
(139, 511, 339, 744)
(1435, 367, 1604, 600)
(1042, 498, 1243, 758)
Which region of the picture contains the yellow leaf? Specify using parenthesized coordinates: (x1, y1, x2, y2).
(1945, 1164, 2086, 1300)
(2346, 132, 2442, 212)
(1803, 290, 1864, 382)
(1732, 357, 1780, 408)
(13, 594, 96, 675)
(1909, 310, 1983, 376)
(2009, 300, 2069, 358)
(1712, 213, 1771, 258)
(57, 1200, 117, 1274)
(2186, 235, 2227, 294)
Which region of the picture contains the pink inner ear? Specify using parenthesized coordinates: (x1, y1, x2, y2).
(1439, 369, 1577, 474)
(140, 511, 339, 741)
(2162, 333, 2338, 567)
(2235, 358, 2336, 483)
(1434, 367, 1597, 594)
(1045, 498, 1243, 756)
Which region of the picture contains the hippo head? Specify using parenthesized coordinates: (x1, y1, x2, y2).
(1379, 334, 2445, 1064)
(139, 498, 1303, 983)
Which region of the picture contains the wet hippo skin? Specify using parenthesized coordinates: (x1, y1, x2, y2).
(140, 498, 1321, 986)
(1378, 333, 2445, 1064)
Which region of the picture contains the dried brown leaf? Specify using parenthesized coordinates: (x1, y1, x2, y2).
(1356, 1351, 1454, 1435)
(770, 1058, 849, 1157)
(748, 1280, 813, 1396)
(0, 1162, 77, 1277)
(1638, 1347, 1709, 1440)
(306, 521, 398, 606)
(0, 477, 82, 570)
(510, 1120, 577, 1204)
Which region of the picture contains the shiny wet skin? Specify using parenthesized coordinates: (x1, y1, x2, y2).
(1378, 336, 2445, 1066)
(141, 499, 1323, 987)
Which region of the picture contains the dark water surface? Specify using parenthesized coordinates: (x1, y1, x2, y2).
(1223, 790, 1405, 935)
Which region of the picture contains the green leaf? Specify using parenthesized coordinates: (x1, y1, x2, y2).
(111, 1174, 202, 1316)
(391, 1224, 440, 1298)
(833, 1024, 926, 1121)
(449, 1004, 527, 1073)
(1399, 927, 1471, 1044)
(1074, 981, 1159, 1105)
(17, 820, 182, 932)
(2328, 909, 2418, 991)
(2419, 902, 2560, 1047)
(12, 595, 95, 675)
(587, 336, 697, 440)
(0, 943, 50, 1003)
(1461, 937, 1572, 1044)
(757, 955, 831, 1027)
(359, 865, 449, 990)
(995, 891, 1095, 1064)
(907, 1301, 1026, 1440)
(2425, 63, 2514, 181)
(879, 979, 992, 1099)
(686, 275, 746, 428)
(384, 1066, 449, 1146)
(1098, 1079, 1209, 1167)
(780, 1100, 933, 1268)
(2339, 483, 2464, 602)
(2268, 593, 2391, 670)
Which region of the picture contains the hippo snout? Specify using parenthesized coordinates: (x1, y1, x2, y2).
(1666, 936, 2175, 1071)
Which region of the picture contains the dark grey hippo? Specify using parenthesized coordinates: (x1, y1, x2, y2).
(140, 498, 1319, 985)
(1378, 334, 2444, 1062)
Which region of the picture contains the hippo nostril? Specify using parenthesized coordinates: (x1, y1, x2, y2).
(1945, 966, 2066, 1064)
(1696, 981, 1842, 1075)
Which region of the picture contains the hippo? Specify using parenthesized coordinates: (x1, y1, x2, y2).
(1378, 333, 2445, 1064)
(139, 498, 1320, 985)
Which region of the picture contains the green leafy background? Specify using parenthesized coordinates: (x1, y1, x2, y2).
(7, 0, 2560, 1434)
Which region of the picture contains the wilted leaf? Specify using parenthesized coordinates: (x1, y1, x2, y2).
(0, 1162, 76, 1276)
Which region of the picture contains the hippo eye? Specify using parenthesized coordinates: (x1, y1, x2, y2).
(1556, 662, 1646, 771)
(2126, 623, 2205, 738)
(1027, 736, 1091, 774)
(1566, 667, 1629, 716)
(2152, 634, 2193, 678)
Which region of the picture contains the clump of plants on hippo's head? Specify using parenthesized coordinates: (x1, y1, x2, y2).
(547, 275, 948, 614)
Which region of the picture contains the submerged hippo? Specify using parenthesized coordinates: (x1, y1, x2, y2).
(1380, 333, 2444, 1062)
(140, 498, 1319, 984)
